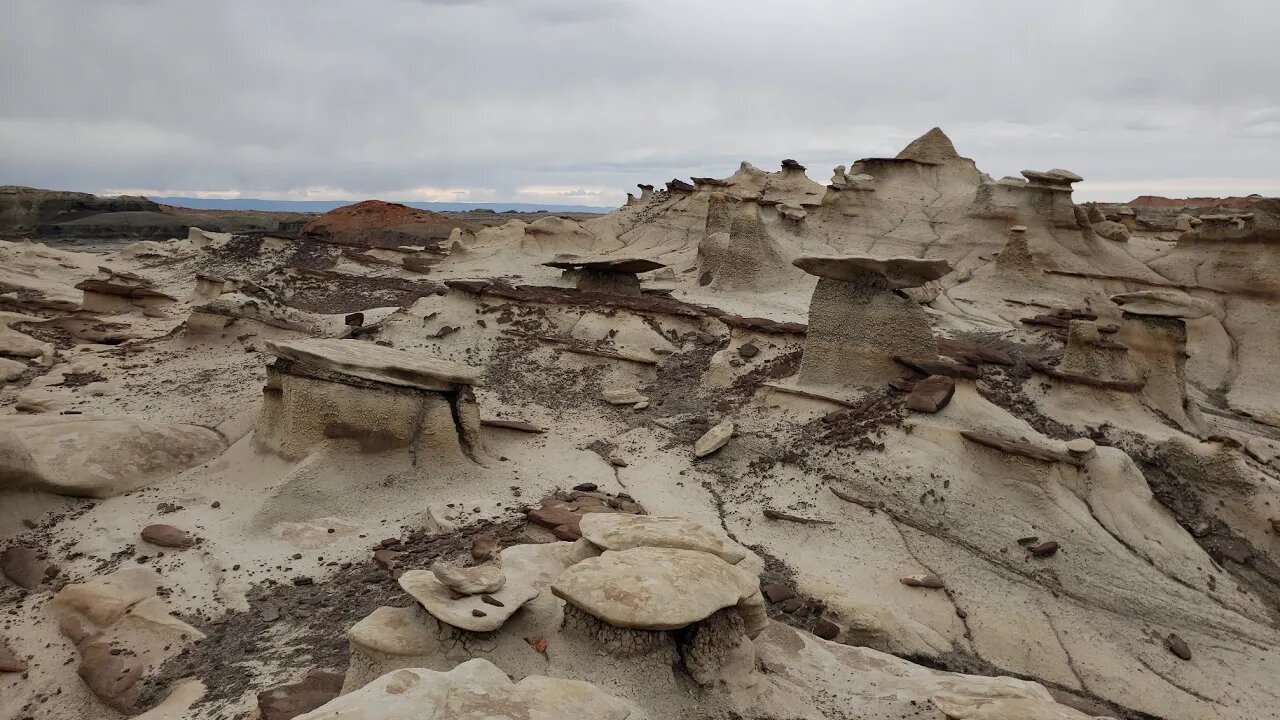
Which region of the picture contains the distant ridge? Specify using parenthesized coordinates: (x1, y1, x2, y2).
(148, 196, 615, 214)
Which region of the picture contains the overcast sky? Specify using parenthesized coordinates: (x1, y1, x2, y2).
(2, 0, 1278, 207)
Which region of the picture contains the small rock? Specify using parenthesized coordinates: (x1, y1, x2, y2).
(761, 583, 796, 603)
(210, 501, 221, 509)
(632, 401, 649, 410)
(694, 420, 734, 458)
(573, 482, 599, 492)
(372, 549, 402, 571)
(431, 561, 506, 595)
(608, 455, 628, 468)
(904, 375, 955, 413)
(1, 546, 51, 590)
(813, 617, 840, 640)
(738, 343, 760, 359)
(1029, 541, 1060, 557)
(900, 574, 945, 589)
(292, 576, 314, 586)
(140, 524, 194, 549)
(260, 604, 281, 622)
(471, 533, 500, 561)
(471, 609, 487, 617)
(481, 594, 504, 607)
(1065, 438, 1097, 458)
(1016, 536, 1039, 546)
(602, 387, 647, 406)
(779, 597, 804, 613)
(1164, 633, 1192, 660)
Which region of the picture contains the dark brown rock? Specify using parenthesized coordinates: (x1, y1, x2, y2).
(140, 524, 194, 549)
(761, 583, 796, 603)
(471, 534, 500, 561)
(1164, 633, 1192, 660)
(900, 574, 946, 589)
(738, 343, 761, 359)
(937, 337, 1013, 366)
(481, 594, 504, 607)
(779, 597, 804, 613)
(888, 377, 916, 392)
(471, 609, 487, 617)
(895, 355, 981, 380)
(813, 618, 840, 640)
(257, 669, 346, 720)
(1, 546, 51, 590)
(1029, 541, 1060, 557)
(372, 549, 402, 571)
(77, 641, 143, 703)
(960, 431, 1081, 467)
(904, 375, 955, 413)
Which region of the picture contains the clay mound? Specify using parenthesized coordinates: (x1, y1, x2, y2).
(299, 200, 472, 250)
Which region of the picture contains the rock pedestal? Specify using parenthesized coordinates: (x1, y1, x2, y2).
(543, 255, 665, 296)
(255, 339, 485, 462)
(1112, 291, 1213, 431)
(793, 256, 952, 389)
(1059, 320, 1137, 383)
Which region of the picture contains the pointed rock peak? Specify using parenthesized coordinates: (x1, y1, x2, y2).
(895, 127, 960, 163)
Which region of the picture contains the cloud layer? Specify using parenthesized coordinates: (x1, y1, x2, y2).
(3, 0, 1278, 205)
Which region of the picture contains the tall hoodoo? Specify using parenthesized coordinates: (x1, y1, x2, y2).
(793, 255, 953, 389)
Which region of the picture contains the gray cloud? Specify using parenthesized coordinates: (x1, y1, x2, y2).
(1, 0, 1277, 205)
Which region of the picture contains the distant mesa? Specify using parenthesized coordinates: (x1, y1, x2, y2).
(299, 199, 476, 251)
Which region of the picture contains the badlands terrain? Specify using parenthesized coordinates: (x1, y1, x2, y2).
(1, 129, 1279, 720)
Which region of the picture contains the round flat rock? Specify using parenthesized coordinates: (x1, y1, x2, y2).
(551, 546, 754, 631)
(542, 255, 666, 274)
(792, 255, 953, 288)
(579, 514, 747, 564)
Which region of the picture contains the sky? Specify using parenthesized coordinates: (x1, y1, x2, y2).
(2, 0, 1278, 207)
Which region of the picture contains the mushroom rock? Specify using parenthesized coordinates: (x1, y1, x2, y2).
(1111, 293, 1206, 430)
(293, 660, 639, 720)
(552, 547, 765, 636)
(624, 192, 637, 206)
(344, 605, 441, 692)
(721, 160, 826, 206)
(542, 254, 666, 296)
(255, 339, 485, 463)
(1057, 320, 1138, 385)
(48, 568, 205, 712)
(1112, 205, 1139, 229)
(972, 168, 1082, 227)
(995, 225, 1039, 274)
(793, 255, 952, 389)
(553, 546, 766, 685)
(578, 513, 748, 564)
(75, 267, 176, 315)
(697, 196, 795, 291)
(1085, 204, 1106, 224)
(665, 178, 696, 193)
(637, 184, 654, 201)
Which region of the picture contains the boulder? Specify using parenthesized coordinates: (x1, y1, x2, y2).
(140, 524, 194, 549)
(0, 417, 225, 498)
(1, 546, 55, 590)
(579, 513, 747, 564)
(904, 375, 955, 413)
(293, 660, 638, 720)
(1093, 220, 1131, 242)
